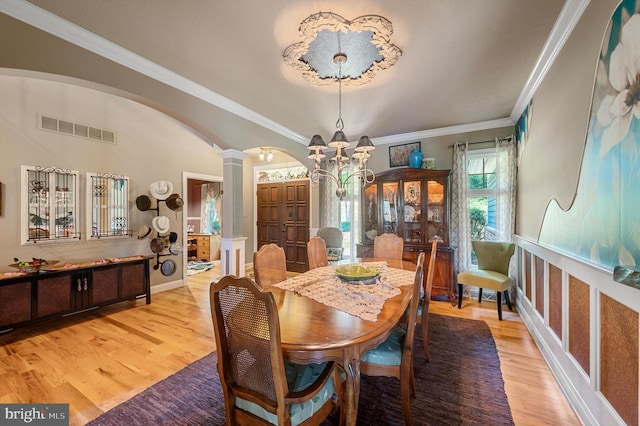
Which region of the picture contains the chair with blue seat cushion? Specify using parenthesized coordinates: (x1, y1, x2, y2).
(253, 243, 288, 289)
(360, 251, 425, 426)
(317, 227, 344, 262)
(373, 233, 404, 260)
(210, 275, 342, 425)
(307, 236, 329, 270)
(457, 240, 516, 320)
(417, 240, 438, 361)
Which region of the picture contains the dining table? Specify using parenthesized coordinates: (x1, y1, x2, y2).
(269, 257, 417, 426)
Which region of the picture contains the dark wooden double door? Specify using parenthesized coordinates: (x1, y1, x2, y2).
(256, 180, 309, 272)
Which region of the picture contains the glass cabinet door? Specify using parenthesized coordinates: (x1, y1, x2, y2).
(363, 184, 378, 242)
(426, 179, 445, 242)
(403, 180, 422, 243)
(382, 182, 398, 234)
(22, 165, 80, 244)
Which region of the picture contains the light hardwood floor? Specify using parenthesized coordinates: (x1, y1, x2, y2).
(0, 266, 580, 425)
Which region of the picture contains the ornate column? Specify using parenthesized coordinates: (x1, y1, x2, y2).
(218, 149, 248, 277)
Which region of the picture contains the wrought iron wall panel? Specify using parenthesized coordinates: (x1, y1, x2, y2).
(87, 172, 130, 239)
(22, 165, 80, 244)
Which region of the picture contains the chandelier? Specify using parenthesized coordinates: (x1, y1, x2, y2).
(307, 51, 376, 199)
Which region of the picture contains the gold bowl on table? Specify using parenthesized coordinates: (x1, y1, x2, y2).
(335, 265, 380, 285)
(9, 259, 59, 273)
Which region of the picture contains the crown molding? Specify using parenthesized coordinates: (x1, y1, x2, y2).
(371, 118, 515, 146)
(511, 0, 590, 122)
(0, 0, 308, 145)
(2, 0, 588, 146)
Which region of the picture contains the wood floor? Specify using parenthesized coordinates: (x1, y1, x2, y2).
(0, 266, 580, 426)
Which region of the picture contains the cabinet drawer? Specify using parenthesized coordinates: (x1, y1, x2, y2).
(198, 249, 210, 258)
(197, 238, 210, 248)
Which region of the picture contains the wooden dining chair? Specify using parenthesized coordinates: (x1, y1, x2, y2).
(210, 276, 342, 425)
(457, 241, 516, 320)
(417, 240, 438, 361)
(307, 236, 329, 269)
(360, 251, 425, 426)
(373, 233, 404, 259)
(253, 243, 287, 289)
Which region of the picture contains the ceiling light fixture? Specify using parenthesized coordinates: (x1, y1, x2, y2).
(307, 48, 375, 200)
(259, 148, 273, 162)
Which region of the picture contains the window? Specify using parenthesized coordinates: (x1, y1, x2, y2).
(338, 169, 354, 258)
(467, 149, 497, 264)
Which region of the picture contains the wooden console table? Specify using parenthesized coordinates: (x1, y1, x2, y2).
(0, 257, 150, 334)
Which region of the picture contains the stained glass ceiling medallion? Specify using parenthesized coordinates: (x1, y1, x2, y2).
(283, 12, 402, 86)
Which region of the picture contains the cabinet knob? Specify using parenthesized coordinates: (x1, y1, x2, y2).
(77, 279, 82, 292)
(83, 277, 88, 291)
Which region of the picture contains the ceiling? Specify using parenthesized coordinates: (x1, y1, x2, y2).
(2, 0, 584, 151)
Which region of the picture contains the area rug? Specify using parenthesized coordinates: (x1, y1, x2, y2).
(186, 261, 215, 276)
(88, 314, 513, 425)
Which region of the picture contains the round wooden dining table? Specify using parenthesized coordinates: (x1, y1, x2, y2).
(268, 258, 416, 426)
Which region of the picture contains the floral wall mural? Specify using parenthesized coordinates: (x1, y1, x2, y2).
(515, 99, 533, 165)
(538, 0, 640, 269)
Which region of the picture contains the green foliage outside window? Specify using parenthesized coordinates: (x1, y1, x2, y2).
(470, 207, 486, 240)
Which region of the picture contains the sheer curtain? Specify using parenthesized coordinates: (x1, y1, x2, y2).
(495, 136, 517, 284)
(348, 164, 362, 259)
(495, 136, 517, 241)
(450, 142, 471, 275)
(320, 160, 362, 259)
(321, 161, 340, 228)
(202, 182, 222, 233)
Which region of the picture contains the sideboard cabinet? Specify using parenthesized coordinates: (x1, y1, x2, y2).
(0, 257, 150, 333)
(357, 168, 455, 300)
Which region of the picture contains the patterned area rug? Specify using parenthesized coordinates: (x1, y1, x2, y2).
(88, 314, 513, 425)
(186, 261, 215, 276)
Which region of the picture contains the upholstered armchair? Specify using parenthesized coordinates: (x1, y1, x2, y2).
(457, 241, 516, 320)
(317, 227, 344, 262)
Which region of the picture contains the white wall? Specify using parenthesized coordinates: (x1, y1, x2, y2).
(0, 75, 224, 288)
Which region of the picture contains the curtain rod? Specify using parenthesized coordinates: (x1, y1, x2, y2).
(448, 136, 512, 149)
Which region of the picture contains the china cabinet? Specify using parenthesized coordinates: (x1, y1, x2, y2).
(358, 168, 455, 300)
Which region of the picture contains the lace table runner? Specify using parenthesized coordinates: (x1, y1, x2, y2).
(274, 262, 416, 322)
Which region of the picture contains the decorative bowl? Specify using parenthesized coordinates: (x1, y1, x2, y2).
(9, 259, 60, 273)
(335, 265, 380, 284)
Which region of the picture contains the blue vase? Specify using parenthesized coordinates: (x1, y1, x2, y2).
(408, 148, 423, 168)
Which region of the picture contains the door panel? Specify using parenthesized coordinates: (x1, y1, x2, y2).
(256, 180, 309, 272)
(122, 262, 145, 298)
(257, 183, 282, 247)
(93, 266, 119, 305)
(283, 181, 309, 272)
(37, 275, 72, 317)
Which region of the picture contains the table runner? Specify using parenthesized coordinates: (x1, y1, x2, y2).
(274, 262, 415, 321)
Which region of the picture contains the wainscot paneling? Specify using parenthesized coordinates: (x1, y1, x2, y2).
(515, 236, 639, 426)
